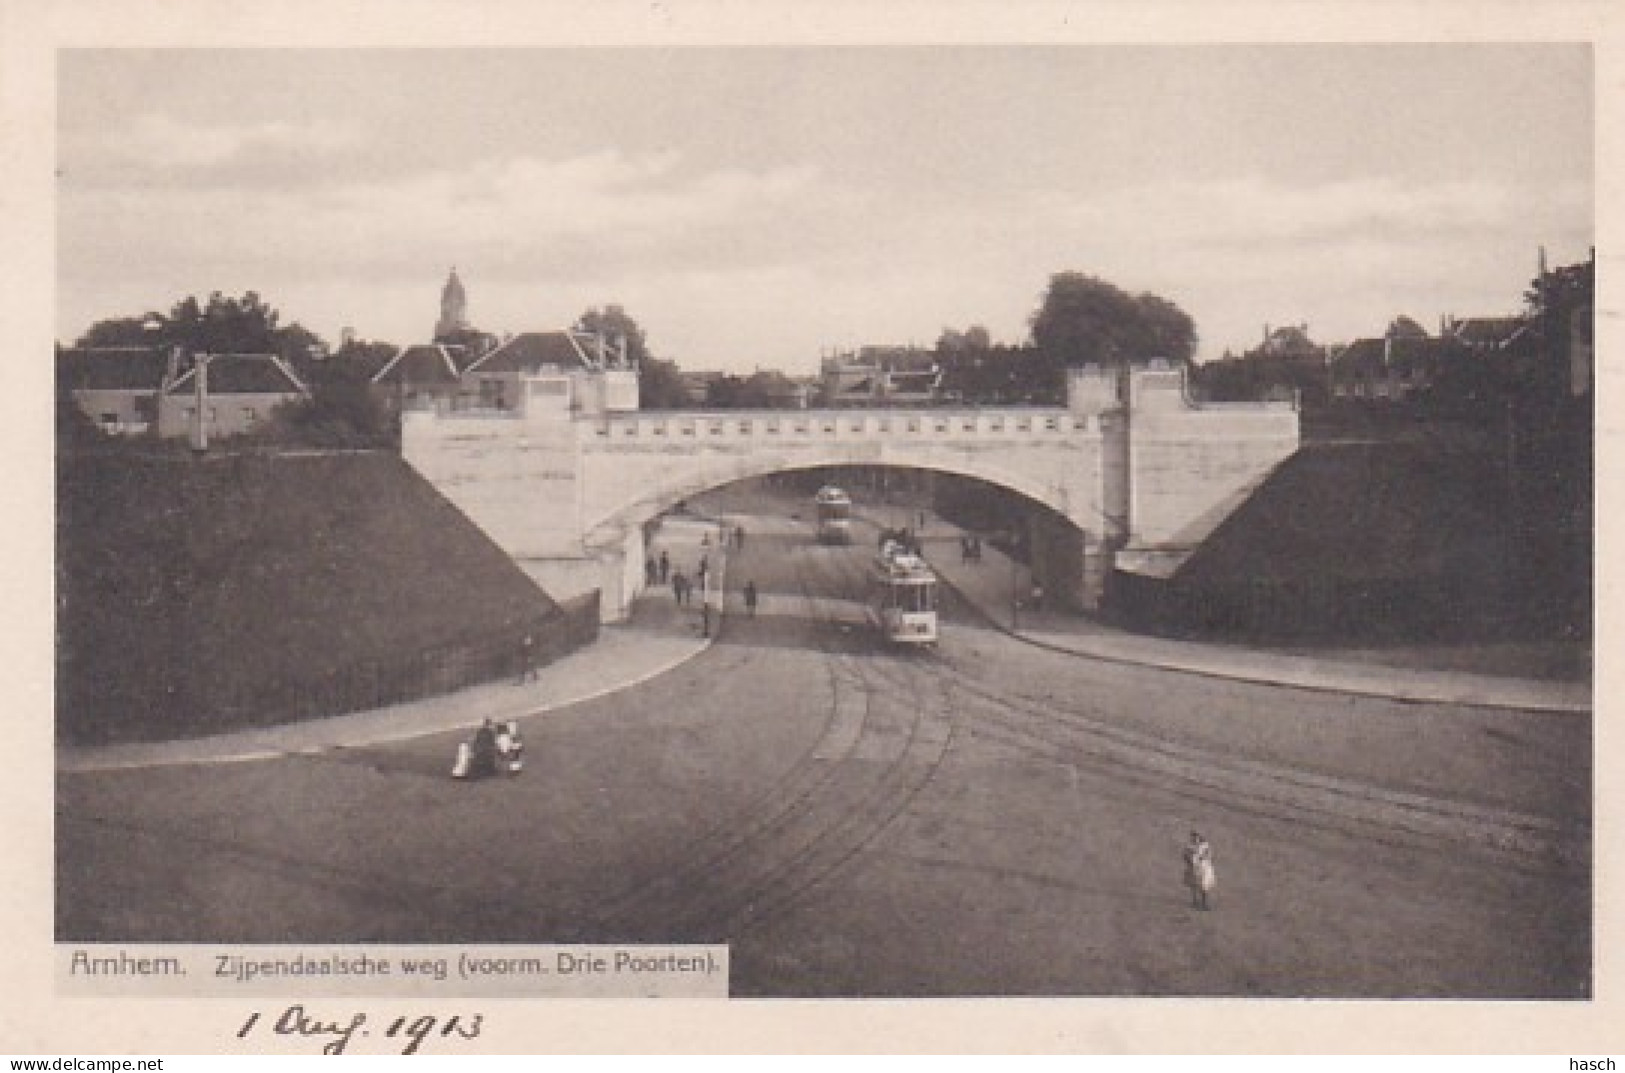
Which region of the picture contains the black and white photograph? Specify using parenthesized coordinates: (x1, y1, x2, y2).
(11, 1, 1621, 1055)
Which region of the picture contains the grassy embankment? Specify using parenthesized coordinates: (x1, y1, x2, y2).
(58, 450, 594, 744)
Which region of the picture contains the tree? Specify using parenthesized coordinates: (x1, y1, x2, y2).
(936, 324, 992, 355)
(76, 291, 329, 363)
(74, 315, 161, 349)
(1029, 272, 1196, 368)
(573, 304, 650, 365)
(704, 375, 745, 409)
(328, 338, 400, 379)
(937, 342, 1063, 405)
(637, 357, 690, 410)
(1525, 253, 1594, 404)
(276, 355, 396, 447)
(1385, 315, 1429, 340)
(739, 370, 799, 408)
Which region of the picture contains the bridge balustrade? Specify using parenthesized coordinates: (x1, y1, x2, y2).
(588, 407, 1091, 443)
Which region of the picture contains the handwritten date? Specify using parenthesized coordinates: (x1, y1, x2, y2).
(236, 1004, 483, 1055)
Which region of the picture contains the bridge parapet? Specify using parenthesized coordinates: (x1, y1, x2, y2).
(584, 406, 1092, 445)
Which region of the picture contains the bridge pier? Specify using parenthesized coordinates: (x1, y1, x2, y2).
(587, 524, 646, 624)
(1021, 509, 1115, 613)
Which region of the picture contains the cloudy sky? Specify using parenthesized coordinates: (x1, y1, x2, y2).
(57, 46, 1591, 373)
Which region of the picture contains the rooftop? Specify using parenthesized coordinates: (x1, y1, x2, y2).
(57, 347, 172, 392)
(165, 354, 309, 396)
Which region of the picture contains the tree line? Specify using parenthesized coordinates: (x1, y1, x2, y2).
(62, 269, 1205, 443)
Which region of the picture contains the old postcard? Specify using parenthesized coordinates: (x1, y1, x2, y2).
(8, 0, 1623, 1056)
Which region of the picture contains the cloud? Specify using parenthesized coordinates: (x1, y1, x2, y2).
(1032, 175, 1588, 254)
(60, 146, 847, 292)
(63, 112, 361, 184)
(58, 149, 1592, 367)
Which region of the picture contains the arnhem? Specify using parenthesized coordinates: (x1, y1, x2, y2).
(68, 949, 184, 976)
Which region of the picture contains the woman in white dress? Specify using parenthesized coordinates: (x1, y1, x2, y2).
(1183, 831, 1216, 910)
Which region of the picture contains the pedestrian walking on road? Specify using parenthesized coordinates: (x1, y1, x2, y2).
(658, 550, 670, 584)
(518, 633, 539, 683)
(645, 556, 658, 587)
(700, 601, 712, 638)
(672, 571, 688, 605)
(1182, 831, 1216, 910)
(735, 525, 747, 550)
(744, 580, 758, 617)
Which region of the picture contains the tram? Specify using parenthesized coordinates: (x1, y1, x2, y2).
(814, 485, 853, 545)
(869, 540, 939, 646)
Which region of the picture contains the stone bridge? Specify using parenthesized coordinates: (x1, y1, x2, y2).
(401, 365, 1299, 621)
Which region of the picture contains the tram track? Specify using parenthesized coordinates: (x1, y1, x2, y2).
(908, 642, 1587, 876)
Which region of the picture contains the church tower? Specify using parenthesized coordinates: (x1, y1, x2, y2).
(434, 267, 469, 341)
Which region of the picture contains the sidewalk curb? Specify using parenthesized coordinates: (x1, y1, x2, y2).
(57, 634, 720, 774)
(871, 510, 1592, 717)
(933, 571, 1590, 715)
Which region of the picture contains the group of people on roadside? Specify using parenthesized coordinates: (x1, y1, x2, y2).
(644, 524, 765, 634)
(452, 718, 525, 780)
(959, 534, 985, 563)
(646, 547, 712, 607)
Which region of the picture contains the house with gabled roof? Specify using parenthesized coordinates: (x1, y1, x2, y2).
(461, 330, 637, 413)
(1328, 334, 1468, 403)
(819, 345, 942, 407)
(371, 342, 483, 413)
(158, 353, 310, 440)
(1442, 314, 1532, 353)
(57, 345, 176, 436)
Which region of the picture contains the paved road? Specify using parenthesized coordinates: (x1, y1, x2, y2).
(56, 502, 1591, 997)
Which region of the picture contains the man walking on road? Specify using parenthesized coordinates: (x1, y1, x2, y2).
(744, 580, 758, 617)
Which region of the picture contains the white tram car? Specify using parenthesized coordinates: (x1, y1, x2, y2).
(870, 540, 939, 646)
(814, 485, 853, 545)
